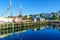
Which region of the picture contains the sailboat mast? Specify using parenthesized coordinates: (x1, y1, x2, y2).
(19, 3, 22, 18)
(10, 0, 12, 17)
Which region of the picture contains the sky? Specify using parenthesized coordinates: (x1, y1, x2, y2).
(0, 0, 60, 17)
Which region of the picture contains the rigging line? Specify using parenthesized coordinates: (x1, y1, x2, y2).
(1, 8, 9, 16)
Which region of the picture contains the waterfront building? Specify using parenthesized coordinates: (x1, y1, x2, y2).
(34, 18, 37, 22)
(40, 18, 45, 21)
(0, 16, 13, 23)
(8, 16, 23, 23)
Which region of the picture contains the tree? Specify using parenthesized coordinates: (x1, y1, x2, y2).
(51, 12, 58, 20)
(18, 14, 22, 18)
(23, 15, 27, 20)
(29, 14, 33, 17)
(39, 13, 43, 17)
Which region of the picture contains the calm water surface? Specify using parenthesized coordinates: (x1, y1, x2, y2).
(0, 26, 60, 40)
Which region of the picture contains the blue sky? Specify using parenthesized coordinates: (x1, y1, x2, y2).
(0, 0, 60, 17)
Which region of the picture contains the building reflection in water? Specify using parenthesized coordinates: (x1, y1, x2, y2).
(0, 23, 60, 40)
(28, 23, 60, 32)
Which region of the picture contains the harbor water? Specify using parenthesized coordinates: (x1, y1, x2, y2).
(0, 25, 60, 40)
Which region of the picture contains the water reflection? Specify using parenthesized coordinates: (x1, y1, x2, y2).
(0, 24, 60, 40)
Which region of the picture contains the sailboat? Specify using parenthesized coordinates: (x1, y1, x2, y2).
(0, 0, 26, 38)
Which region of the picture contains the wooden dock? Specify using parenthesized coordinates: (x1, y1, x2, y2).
(0, 20, 60, 37)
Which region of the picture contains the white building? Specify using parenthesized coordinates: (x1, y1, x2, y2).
(0, 17, 13, 23)
(40, 18, 45, 21)
(34, 18, 37, 22)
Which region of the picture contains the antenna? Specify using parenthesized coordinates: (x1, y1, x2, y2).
(10, 0, 12, 17)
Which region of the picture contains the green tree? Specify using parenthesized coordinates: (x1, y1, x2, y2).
(23, 15, 27, 20)
(51, 12, 58, 20)
(39, 13, 43, 17)
(29, 14, 33, 17)
(18, 14, 22, 18)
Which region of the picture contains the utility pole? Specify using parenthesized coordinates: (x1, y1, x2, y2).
(10, 0, 12, 17)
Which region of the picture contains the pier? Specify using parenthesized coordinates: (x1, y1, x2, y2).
(0, 20, 60, 36)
